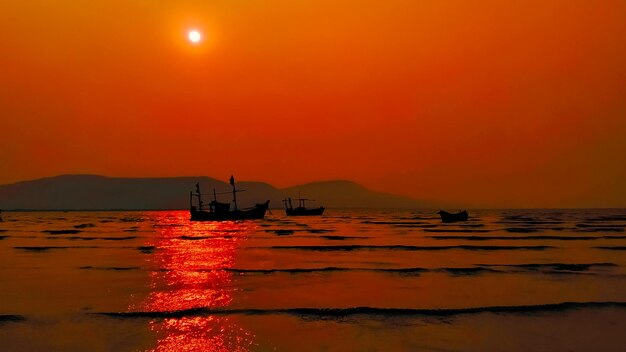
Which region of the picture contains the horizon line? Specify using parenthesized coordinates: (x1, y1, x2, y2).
(3, 207, 625, 212)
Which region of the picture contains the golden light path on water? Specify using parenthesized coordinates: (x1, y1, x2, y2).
(134, 212, 255, 351)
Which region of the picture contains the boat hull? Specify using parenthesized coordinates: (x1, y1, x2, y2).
(285, 207, 325, 216)
(437, 210, 469, 223)
(190, 201, 270, 221)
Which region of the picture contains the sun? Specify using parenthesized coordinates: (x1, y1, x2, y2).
(187, 30, 202, 44)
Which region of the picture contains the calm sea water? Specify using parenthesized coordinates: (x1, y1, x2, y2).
(0, 209, 625, 351)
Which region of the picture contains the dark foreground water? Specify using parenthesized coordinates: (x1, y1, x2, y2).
(1, 209, 625, 351)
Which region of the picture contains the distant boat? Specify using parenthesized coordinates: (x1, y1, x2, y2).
(283, 197, 325, 216)
(437, 210, 469, 223)
(190, 175, 269, 221)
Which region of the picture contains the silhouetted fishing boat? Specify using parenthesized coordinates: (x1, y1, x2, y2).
(283, 197, 325, 216)
(190, 176, 269, 221)
(437, 210, 469, 223)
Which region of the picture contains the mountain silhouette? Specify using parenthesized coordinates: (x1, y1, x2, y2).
(0, 175, 428, 210)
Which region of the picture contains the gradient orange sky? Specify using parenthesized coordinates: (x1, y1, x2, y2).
(1, 1, 625, 208)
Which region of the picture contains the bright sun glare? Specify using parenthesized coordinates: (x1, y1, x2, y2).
(188, 30, 202, 44)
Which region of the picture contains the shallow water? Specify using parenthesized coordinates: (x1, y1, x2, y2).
(0, 209, 625, 351)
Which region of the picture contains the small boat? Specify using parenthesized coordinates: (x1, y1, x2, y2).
(283, 197, 325, 216)
(437, 210, 469, 223)
(190, 176, 270, 221)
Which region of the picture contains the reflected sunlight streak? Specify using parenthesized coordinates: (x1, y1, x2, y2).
(136, 212, 256, 351)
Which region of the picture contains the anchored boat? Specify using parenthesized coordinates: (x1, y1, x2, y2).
(190, 175, 269, 221)
(283, 197, 325, 216)
(437, 210, 469, 223)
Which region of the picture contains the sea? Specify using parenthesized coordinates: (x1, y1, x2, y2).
(0, 209, 625, 351)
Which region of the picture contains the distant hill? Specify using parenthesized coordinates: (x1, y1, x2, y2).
(0, 174, 428, 210)
(283, 180, 421, 209)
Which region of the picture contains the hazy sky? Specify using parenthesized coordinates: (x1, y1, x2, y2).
(1, 1, 625, 208)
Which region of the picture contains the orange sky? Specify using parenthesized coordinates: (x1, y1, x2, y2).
(1, 1, 625, 208)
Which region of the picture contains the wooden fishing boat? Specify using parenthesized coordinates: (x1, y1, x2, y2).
(283, 197, 325, 216)
(437, 210, 469, 223)
(190, 176, 269, 221)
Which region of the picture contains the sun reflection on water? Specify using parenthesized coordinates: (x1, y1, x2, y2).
(137, 211, 256, 351)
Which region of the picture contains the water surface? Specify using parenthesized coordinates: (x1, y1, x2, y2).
(1, 209, 625, 351)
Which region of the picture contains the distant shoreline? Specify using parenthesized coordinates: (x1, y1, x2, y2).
(2, 207, 625, 212)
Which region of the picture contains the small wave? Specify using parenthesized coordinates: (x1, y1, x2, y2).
(320, 235, 369, 240)
(504, 228, 541, 233)
(96, 301, 626, 320)
(577, 223, 626, 228)
(180, 235, 233, 240)
(437, 267, 499, 275)
(224, 264, 612, 276)
(456, 223, 486, 228)
(226, 267, 351, 274)
(46, 236, 96, 241)
(165, 265, 508, 276)
(0, 235, 8, 240)
(423, 229, 491, 233)
(265, 230, 296, 235)
(14, 246, 99, 252)
(596, 246, 626, 250)
(502, 215, 536, 221)
(74, 223, 96, 229)
(377, 268, 429, 275)
(496, 221, 564, 225)
(266, 245, 554, 251)
(120, 217, 144, 223)
(428, 235, 626, 241)
(137, 246, 156, 254)
(361, 221, 429, 225)
(575, 228, 624, 233)
(227, 267, 431, 275)
(0, 315, 24, 323)
(478, 263, 617, 272)
(41, 230, 83, 235)
(585, 215, 626, 222)
(411, 216, 439, 220)
(79, 266, 141, 271)
(307, 229, 335, 233)
(46, 236, 138, 241)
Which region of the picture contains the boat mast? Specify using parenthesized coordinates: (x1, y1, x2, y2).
(230, 175, 238, 211)
(195, 183, 204, 211)
(208, 188, 217, 212)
